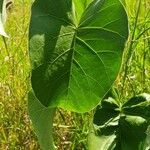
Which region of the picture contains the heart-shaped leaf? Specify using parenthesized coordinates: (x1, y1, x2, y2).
(29, 0, 128, 112)
(88, 93, 150, 150)
(0, 0, 8, 37)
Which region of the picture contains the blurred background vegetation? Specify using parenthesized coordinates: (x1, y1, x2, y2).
(0, 0, 150, 149)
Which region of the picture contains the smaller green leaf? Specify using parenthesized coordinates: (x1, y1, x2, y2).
(123, 93, 150, 119)
(88, 133, 116, 150)
(0, 0, 8, 37)
(101, 97, 119, 109)
(28, 91, 56, 150)
(88, 93, 150, 150)
(72, 0, 93, 23)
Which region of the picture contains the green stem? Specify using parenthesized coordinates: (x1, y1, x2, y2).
(2, 36, 9, 57)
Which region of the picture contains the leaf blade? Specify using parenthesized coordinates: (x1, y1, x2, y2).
(89, 94, 150, 150)
(0, 0, 8, 37)
(28, 91, 56, 150)
(29, 0, 129, 112)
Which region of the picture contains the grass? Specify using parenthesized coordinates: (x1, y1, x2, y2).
(0, 0, 39, 149)
(0, 0, 150, 149)
(118, 0, 150, 99)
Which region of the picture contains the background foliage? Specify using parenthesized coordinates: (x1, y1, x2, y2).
(0, 0, 150, 149)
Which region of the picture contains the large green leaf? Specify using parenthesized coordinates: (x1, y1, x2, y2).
(88, 93, 150, 150)
(0, 0, 8, 37)
(28, 91, 56, 150)
(29, 0, 128, 112)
